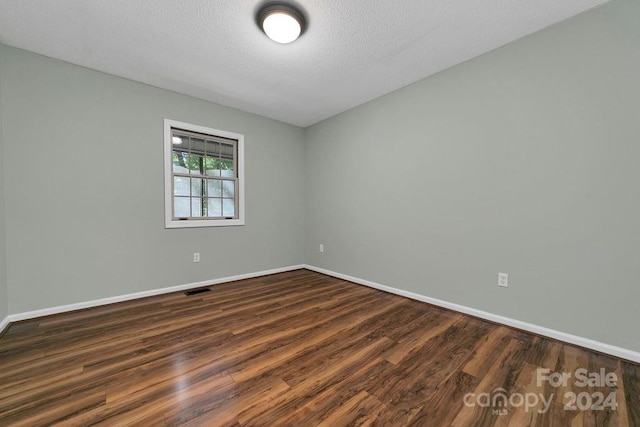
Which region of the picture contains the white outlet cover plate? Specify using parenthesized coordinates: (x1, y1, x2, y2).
(498, 273, 509, 287)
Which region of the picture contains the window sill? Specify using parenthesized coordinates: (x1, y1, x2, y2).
(165, 218, 245, 228)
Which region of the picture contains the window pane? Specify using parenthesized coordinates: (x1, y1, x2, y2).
(220, 159, 234, 177)
(191, 198, 202, 217)
(207, 179, 222, 197)
(173, 176, 190, 196)
(222, 180, 235, 197)
(174, 196, 190, 218)
(220, 143, 234, 159)
(189, 137, 206, 155)
(205, 140, 221, 157)
(171, 132, 185, 147)
(172, 152, 189, 174)
(191, 178, 202, 197)
(207, 198, 222, 217)
(188, 155, 204, 174)
(223, 198, 235, 217)
(205, 157, 220, 177)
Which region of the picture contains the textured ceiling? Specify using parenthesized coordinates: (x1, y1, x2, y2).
(0, 0, 608, 127)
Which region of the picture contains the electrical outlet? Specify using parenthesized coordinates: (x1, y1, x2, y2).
(319, 244, 324, 253)
(193, 253, 200, 263)
(498, 272, 508, 288)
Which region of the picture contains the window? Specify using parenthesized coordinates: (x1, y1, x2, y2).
(164, 119, 244, 228)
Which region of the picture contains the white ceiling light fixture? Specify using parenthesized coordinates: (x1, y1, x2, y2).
(258, 3, 305, 44)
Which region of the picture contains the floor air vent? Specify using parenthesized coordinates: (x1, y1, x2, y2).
(184, 288, 211, 296)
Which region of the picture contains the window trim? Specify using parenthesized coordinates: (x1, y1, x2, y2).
(164, 119, 245, 228)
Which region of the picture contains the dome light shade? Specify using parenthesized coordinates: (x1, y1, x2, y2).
(259, 4, 305, 44)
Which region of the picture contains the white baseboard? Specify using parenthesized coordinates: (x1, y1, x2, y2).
(4, 263, 639, 364)
(6, 265, 305, 324)
(304, 265, 640, 364)
(0, 315, 10, 335)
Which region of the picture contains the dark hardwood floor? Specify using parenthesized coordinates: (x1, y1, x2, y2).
(0, 269, 638, 426)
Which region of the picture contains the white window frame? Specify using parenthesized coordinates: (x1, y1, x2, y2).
(164, 119, 245, 228)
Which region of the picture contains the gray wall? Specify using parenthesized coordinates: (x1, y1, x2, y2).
(305, 0, 640, 352)
(0, 49, 7, 321)
(0, 45, 306, 314)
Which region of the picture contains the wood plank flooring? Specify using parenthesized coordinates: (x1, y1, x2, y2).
(0, 269, 638, 426)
